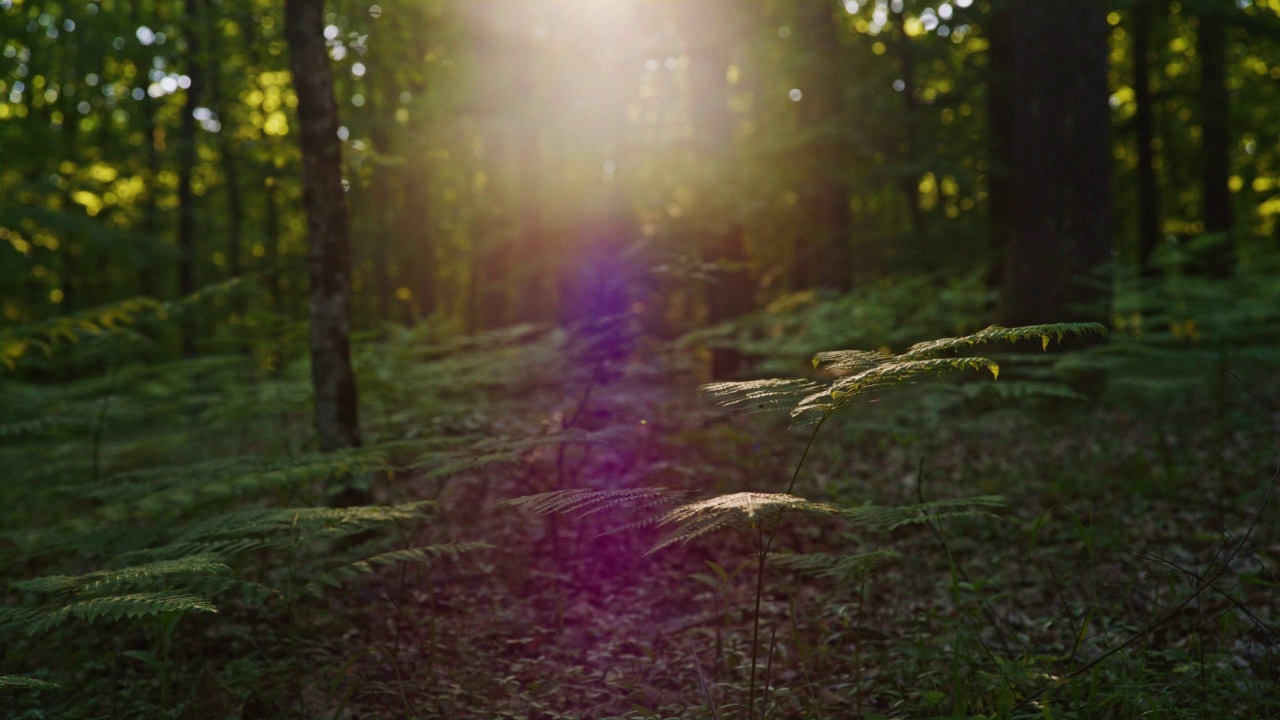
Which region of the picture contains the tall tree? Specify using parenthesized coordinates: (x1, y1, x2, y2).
(1134, 0, 1163, 276)
(998, 0, 1112, 326)
(1197, 1, 1234, 275)
(284, 0, 363, 465)
(985, 0, 1015, 292)
(792, 0, 853, 292)
(176, 0, 205, 355)
(683, 0, 754, 378)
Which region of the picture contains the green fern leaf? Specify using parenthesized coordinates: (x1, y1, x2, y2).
(771, 550, 901, 585)
(0, 675, 60, 692)
(648, 493, 838, 554)
(29, 592, 216, 633)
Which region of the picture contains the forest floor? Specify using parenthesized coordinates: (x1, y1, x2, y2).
(3, 321, 1279, 719)
(330, 334, 1280, 719)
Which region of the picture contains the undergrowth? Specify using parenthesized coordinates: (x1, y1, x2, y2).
(1, 268, 1278, 718)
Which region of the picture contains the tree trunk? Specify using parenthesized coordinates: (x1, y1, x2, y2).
(1134, 0, 1163, 276)
(891, 6, 925, 245)
(685, 0, 753, 378)
(792, 0, 852, 292)
(985, 0, 1014, 293)
(998, 0, 1112, 326)
(176, 0, 205, 355)
(263, 174, 283, 313)
(1198, 4, 1234, 275)
(284, 0, 364, 470)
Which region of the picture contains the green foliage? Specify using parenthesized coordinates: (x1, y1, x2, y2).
(704, 323, 1106, 422)
(0, 675, 60, 693)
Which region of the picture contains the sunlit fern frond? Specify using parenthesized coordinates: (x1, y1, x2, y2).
(699, 378, 827, 413)
(647, 493, 839, 555)
(794, 357, 1001, 418)
(501, 487, 687, 518)
(0, 675, 60, 692)
(898, 323, 1107, 361)
(839, 495, 1005, 531)
(771, 550, 901, 586)
(10, 554, 231, 598)
(0, 296, 163, 371)
(810, 349, 888, 374)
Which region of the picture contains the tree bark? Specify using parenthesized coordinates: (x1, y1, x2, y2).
(685, 0, 753, 378)
(176, 0, 205, 355)
(1198, 4, 1234, 275)
(985, 0, 1014, 293)
(792, 0, 852, 292)
(285, 0, 363, 462)
(1134, 0, 1163, 276)
(998, 0, 1112, 326)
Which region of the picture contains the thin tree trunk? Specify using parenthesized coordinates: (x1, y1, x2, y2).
(263, 175, 283, 313)
(1198, 4, 1234, 275)
(793, 0, 852, 292)
(285, 0, 364, 471)
(892, 7, 925, 243)
(176, 0, 204, 355)
(1134, 0, 1163, 276)
(685, 0, 753, 378)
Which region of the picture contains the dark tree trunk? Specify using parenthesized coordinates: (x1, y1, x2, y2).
(985, 0, 1014, 293)
(398, 172, 436, 323)
(998, 0, 1112, 326)
(685, 0, 753, 378)
(285, 0, 363, 466)
(263, 175, 283, 313)
(176, 0, 205, 355)
(366, 71, 396, 323)
(1198, 4, 1234, 275)
(513, 134, 549, 324)
(792, 0, 852, 292)
(1134, 0, 1163, 276)
(891, 7, 925, 244)
(221, 141, 244, 280)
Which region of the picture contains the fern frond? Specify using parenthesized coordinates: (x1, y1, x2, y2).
(0, 675, 60, 692)
(311, 541, 493, 591)
(898, 323, 1106, 361)
(810, 349, 887, 373)
(29, 592, 216, 633)
(648, 493, 838, 554)
(10, 554, 231, 597)
(0, 296, 163, 370)
(175, 501, 435, 547)
(501, 487, 686, 517)
(699, 379, 826, 412)
(771, 550, 901, 585)
(839, 495, 1005, 531)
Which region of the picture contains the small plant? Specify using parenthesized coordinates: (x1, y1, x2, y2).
(509, 322, 1106, 718)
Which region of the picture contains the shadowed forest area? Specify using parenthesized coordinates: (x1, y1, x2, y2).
(2, 0, 1280, 718)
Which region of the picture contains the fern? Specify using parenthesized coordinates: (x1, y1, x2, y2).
(771, 550, 902, 586)
(10, 554, 231, 598)
(703, 323, 1108, 423)
(0, 675, 60, 692)
(839, 495, 1005, 531)
(501, 487, 687, 518)
(309, 541, 493, 591)
(0, 296, 163, 370)
(648, 493, 839, 554)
